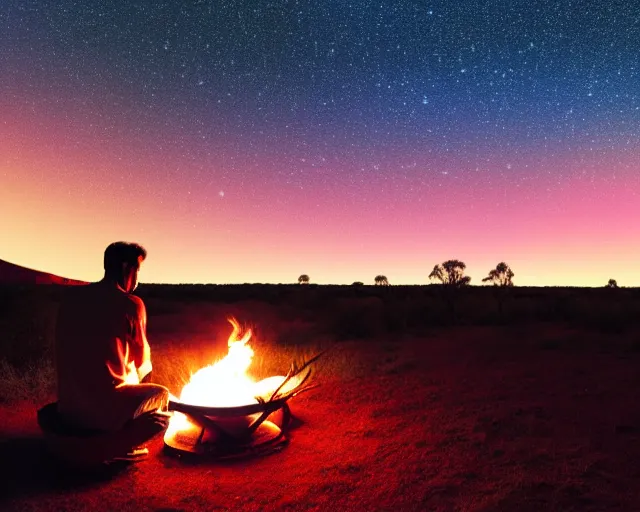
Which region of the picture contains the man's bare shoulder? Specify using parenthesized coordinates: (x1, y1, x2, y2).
(124, 293, 146, 315)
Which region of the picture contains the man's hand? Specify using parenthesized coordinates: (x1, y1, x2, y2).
(124, 410, 172, 445)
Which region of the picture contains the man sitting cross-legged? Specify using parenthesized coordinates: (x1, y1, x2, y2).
(40, 241, 171, 467)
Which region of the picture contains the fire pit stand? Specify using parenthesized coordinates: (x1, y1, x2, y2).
(164, 397, 295, 459)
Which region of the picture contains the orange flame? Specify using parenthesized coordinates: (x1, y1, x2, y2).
(166, 317, 287, 435)
(107, 339, 140, 386)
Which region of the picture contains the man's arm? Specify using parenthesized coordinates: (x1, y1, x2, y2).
(129, 297, 152, 382)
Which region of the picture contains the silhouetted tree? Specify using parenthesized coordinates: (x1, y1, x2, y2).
(482, 262, 514, 287)
(298, 274, 309, 285)
(429, 260, 471, 286)
(352, 281, 364, 287)
(374, 275, 389, 286)
(606, 278, 618, 289)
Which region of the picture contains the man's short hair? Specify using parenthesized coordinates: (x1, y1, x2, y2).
(104, 242, 147, 275)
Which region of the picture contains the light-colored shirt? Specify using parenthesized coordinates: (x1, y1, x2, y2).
(55, 281, 153, 426)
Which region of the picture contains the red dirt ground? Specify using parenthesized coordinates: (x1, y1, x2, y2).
(1, 325, 640, 511)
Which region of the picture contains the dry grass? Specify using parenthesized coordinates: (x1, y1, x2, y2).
(0, 358, 55, 404)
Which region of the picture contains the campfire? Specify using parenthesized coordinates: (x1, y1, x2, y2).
(164, 317, 322, 458)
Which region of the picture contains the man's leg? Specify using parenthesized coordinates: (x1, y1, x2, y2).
(41, 384, 171, 467)
(111, 383, 170, 457)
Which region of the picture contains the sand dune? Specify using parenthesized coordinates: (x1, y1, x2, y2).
(0, 258, 87, 285)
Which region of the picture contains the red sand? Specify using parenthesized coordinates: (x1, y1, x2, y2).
(1, 326, 640, 511)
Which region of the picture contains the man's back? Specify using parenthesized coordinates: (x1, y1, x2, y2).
(55, 281, 150, 429)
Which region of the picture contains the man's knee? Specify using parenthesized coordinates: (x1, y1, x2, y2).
(117, 383, 169, 418)
(139, 383, 169, 411)
(154, 385, 169, 406)
(129, 382, 168, 398)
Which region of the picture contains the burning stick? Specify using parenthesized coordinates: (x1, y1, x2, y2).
(246, 350, 326, 435)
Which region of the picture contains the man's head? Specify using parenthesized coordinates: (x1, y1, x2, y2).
(103, 242, 147, 293)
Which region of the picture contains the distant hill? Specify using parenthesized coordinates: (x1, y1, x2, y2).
(0, 258, 88, 285)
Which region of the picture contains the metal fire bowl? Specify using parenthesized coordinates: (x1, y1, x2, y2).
(168, 397, 290, 418)
(164, 368, 316, 458)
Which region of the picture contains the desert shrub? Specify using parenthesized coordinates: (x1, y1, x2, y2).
(500, 294, 536, 324)
(329, 296, 385, 340)
(0, 286, 60, 366)
(455, 292, 502, 325)
(570, 293, 639, 334)
(381, 298, 409, 333)
(271, 318, 324, 346)
(416, 292, 455, 327)
(2, 282, 640, 403)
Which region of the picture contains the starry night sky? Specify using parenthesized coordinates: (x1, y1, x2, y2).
(1, 1, 639, 285)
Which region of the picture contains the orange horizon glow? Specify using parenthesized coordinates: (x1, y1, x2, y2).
(2, 101, 639, 289)
(2, 165, 639, 287)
